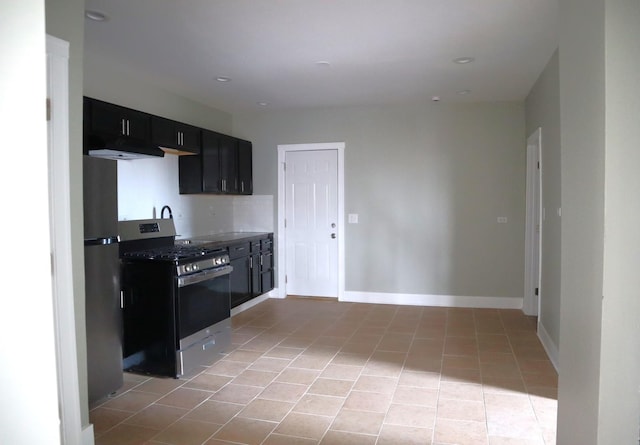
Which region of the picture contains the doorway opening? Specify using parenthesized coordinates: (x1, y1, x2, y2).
(524, 128, 542, 317)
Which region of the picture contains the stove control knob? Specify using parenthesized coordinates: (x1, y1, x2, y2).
(193, 264, 199, 271)
(185, 265, 192, 272)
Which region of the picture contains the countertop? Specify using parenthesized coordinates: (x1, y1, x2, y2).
(175, 232, 273, 249)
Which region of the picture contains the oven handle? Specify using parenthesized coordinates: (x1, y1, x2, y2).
(177, 265, 233, 288)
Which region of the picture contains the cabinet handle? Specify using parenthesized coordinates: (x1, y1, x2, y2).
(121, 118, 126, 135)
(249, 256, 253, 268)
(126, 119, 130, 136)
(241, 182, 244, 193)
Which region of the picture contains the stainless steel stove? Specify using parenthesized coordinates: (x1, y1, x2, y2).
(118, 219, 232, 378)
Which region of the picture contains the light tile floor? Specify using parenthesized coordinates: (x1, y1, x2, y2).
(90, 298, 558, 445)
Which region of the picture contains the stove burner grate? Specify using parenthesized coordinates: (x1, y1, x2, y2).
(123, 245, 224, 261)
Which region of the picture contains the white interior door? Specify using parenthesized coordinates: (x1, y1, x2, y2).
(285, 150, 338, 297)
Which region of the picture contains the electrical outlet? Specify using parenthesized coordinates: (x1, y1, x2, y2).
(348, 214, 359, 224)
(497, 216, 508, 223)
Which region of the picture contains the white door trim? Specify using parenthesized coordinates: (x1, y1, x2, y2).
(523, 128, 542, 316)
(277, 142, 345, 300)
(47, 35, 88, 444)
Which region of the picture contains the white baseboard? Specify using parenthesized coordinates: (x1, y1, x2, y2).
(342, 291, 523, 309)
(82, 424, 95, 445)
(537, 319, 559, 372)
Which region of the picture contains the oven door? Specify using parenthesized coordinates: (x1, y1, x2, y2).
(177, 265, 232, 339)
(175, 265, 232, 376)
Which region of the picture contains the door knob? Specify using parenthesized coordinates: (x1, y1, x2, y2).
(331, 233, 336, 239)
(331, 223, 336, 228)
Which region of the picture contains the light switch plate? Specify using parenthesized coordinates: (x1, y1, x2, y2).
(348, 213, 359, 224)
(497, 216, 508, 223)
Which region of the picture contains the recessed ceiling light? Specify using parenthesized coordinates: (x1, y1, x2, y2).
(315, 61, 331, 68)
(257, 101, 268, 107)
(85, 10, 108, 21)
(453, 57, 475, 64)
(215, 76, 231, 82)
(457, 89, 471, 95)
(432, 96, 441, 102)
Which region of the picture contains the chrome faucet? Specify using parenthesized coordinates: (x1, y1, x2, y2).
(161, 205, 173, 219)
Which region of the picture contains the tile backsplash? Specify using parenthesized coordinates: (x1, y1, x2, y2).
(173, 194, 274, 239)
(117, 156, 274, 239)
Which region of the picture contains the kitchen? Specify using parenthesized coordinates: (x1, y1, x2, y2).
(83, 96, 277, 399)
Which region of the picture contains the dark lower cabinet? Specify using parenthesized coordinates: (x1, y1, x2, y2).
(229, 242, 251, 308)
(228, 235, 275, 309)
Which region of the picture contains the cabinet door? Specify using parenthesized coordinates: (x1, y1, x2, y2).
(178, 123, 201, 154)
(219, 134, 238, 193)
(260, 251, 274, 273)
(260, 270, 274, 294)
(178, 154, 202, 194)
(202, 130, 221, 193)
(88, 98, 149, 141)
(250, 253, 261, 297)
(238, 139, 253, 195)
(229, 256, 251, 308)
(151, 116, 177, 148)
(152, 117, 201, 154)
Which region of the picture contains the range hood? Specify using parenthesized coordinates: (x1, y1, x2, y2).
(87, 135, 165, 161)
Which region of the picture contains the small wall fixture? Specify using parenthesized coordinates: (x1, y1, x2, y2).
(85, 10, 108, 21)
(216, 76, 231, 82)
(453, 57, 475, 64)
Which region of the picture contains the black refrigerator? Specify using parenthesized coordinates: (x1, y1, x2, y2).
(83, 155, 123, 406)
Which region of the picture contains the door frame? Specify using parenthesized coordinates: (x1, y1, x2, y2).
(277, 142, 345, 300)
(523, 128, 542, 316)
(47, 35, 86, 443)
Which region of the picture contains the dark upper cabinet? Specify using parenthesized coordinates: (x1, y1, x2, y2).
(179, 129, 253, 195)
(83, 97, 166, 159)
(86, 97, 150, 142)
(238, 139, 253, 195)
(151, 116, 201, 154)
(218, 134, 238, 194)
(202, 130, 222, 193)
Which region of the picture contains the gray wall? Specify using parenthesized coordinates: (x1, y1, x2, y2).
(234, 102, 527, 300)
(558, 0, 640, 442)
(557, 0, 605, 441)
(598, 0, 640, 441)
(524, 50, 561, 352)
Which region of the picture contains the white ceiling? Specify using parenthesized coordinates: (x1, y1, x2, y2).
(83, 0, 558, 114)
